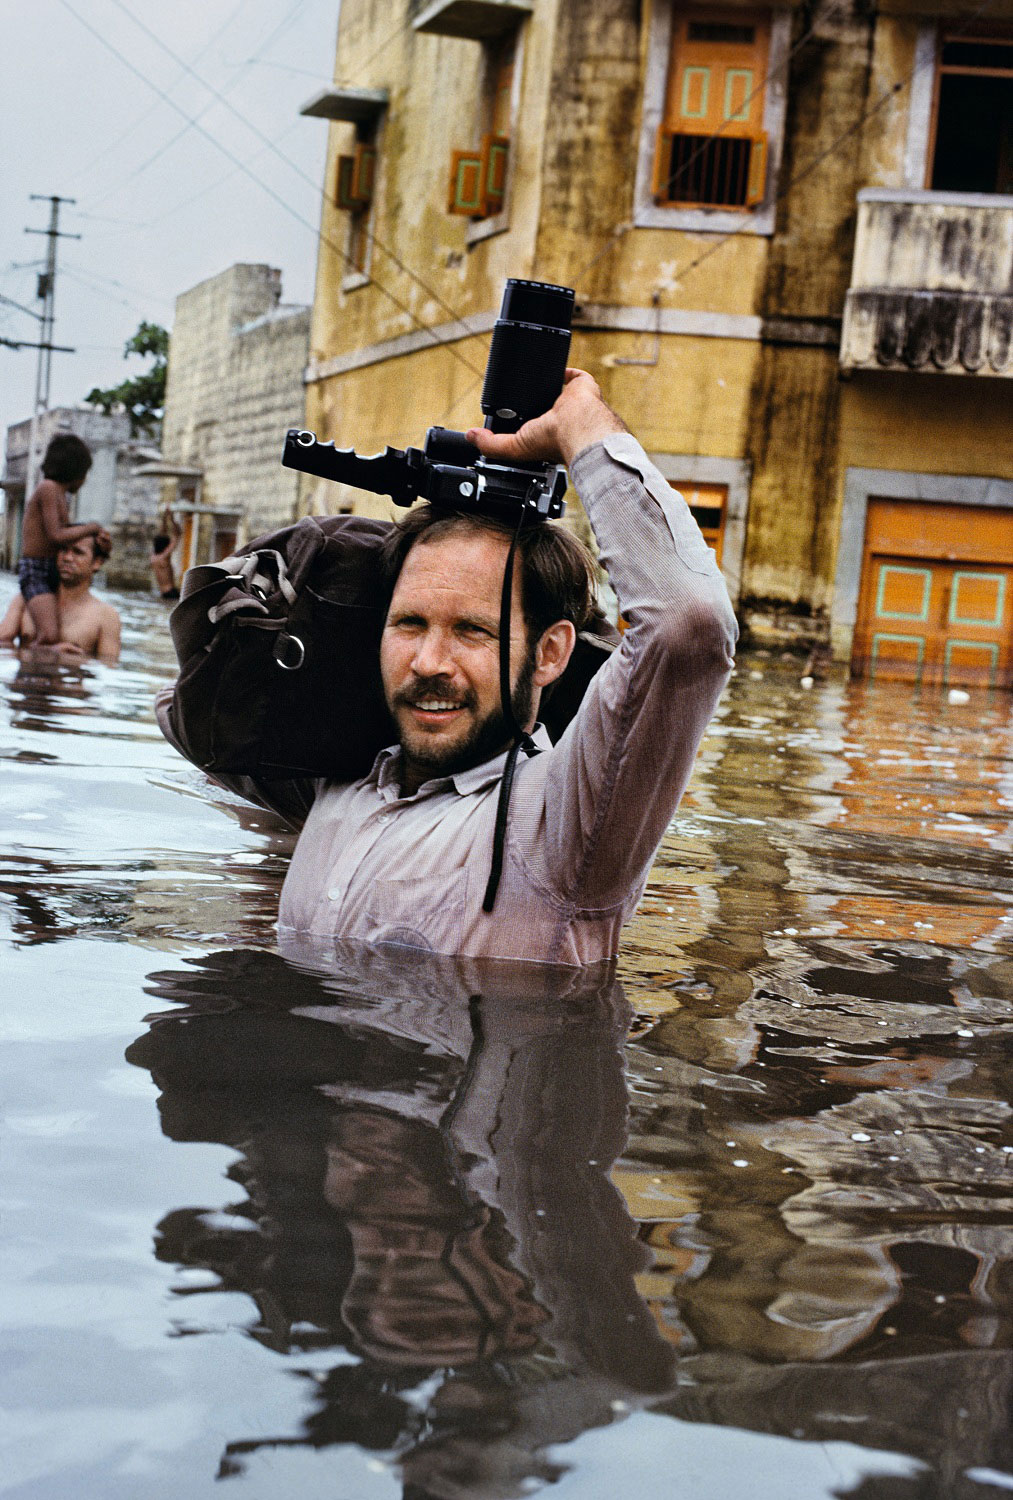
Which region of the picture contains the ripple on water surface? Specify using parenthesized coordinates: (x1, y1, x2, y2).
(1, 593, 1011, 1499)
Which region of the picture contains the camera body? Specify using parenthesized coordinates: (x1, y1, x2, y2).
(282, 278, 575, 523)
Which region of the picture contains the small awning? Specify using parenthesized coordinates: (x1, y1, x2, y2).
(299, 86, 389, 123)
(131, 461, 204, 479)
(412, 0, 533, 38)
(174, 504, 241, 520)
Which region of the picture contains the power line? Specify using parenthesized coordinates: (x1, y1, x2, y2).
(22, 195, 80, 495)
(70, 0, 255, 187)
(61, 261, 174, 314)
(57, 0, 487, 380)
(0, 292, 44, 324)
(101, 0, 485, 352)
(86, 0, 308, 212)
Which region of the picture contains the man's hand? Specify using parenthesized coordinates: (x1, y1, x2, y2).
(466, 369, 627, 469)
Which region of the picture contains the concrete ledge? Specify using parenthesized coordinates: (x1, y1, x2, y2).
(305, 302, 768, 384)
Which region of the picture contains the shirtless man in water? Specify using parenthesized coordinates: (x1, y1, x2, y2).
(16, 433, 111, 646)
(1, 533, 121, 661)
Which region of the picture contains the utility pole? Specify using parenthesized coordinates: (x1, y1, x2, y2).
(23, 195, 80, 497)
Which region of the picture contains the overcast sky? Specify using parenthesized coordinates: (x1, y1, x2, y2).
(0, 0, 343, 439)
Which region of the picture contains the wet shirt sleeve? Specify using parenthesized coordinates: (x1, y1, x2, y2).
(153, 683, 317, 831)
(535, 432, 738, 909)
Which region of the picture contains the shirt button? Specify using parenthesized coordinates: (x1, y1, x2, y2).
(328, 888, 340, 901)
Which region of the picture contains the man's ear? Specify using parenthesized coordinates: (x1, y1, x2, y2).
(532, 619, 577, 687)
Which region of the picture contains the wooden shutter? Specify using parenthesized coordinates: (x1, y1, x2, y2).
(336, 143, 376, 210)
(448, 149, 485, 214)
(481, 132, 509, 213)
(655, 11, 770, 208)
(448, 135, 509, 217)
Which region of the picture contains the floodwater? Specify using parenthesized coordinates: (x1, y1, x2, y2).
(1, 578, 1011, 1500)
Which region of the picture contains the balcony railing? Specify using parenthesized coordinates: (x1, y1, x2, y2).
(840, 189, 1013, 376)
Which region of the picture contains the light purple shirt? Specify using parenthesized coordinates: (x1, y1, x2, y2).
(270, 433, 736, 964)
(157, 434, 736, 963)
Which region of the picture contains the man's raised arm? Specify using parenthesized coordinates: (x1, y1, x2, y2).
(470, 371, 738, 913)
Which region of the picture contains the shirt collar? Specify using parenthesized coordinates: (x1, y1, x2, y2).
(365, 724, 553, 799)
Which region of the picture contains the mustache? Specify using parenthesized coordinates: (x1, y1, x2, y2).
(391, 676, 476, 711)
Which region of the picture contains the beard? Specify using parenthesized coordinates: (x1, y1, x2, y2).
(390, 650, 537, 783)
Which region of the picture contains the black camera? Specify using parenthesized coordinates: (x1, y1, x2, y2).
(282, 278, 575, 522)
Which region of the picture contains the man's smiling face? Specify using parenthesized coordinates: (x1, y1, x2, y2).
(380, 526, 536, 795)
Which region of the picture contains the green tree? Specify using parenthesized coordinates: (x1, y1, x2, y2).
(85, 321, 169, 436)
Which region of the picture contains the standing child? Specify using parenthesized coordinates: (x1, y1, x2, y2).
(17, 433, 110, 646)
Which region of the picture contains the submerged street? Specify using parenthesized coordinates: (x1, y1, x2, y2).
(1, 581, 1011, 1499)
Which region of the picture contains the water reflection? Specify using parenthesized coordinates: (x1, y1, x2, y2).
(128, 944, 673, 1495)
(4, 591, 1013, 1496)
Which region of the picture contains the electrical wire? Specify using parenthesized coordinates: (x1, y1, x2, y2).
(86, 0, 310, 211)
(70, 0, 255, 187)
(55, 0, 488, 380)
(62, 261, 174, 314)
(80, 0, 488, 364)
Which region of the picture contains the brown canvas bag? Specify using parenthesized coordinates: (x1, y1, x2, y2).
(160, 513, 617, 781)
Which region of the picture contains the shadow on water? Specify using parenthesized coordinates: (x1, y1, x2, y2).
(128, 945, 669, 1497)
(2, 586, 1012, 1499)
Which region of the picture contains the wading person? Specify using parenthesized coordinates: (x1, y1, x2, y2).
(158, 371, 736, 965)
(15, 433, 111, 645)
(150, 510, 182, 601)
(1, 532, 121, 661)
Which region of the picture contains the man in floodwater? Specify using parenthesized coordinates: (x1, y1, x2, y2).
(159, 371, 736, 964)
(0, 533, 121, 661)
(15, 432, 112, 646)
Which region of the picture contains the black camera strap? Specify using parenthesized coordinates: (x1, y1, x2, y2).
(482, 512, 540, 914)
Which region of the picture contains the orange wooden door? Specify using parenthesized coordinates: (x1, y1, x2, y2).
(680, 481, 727, 566)
(853, 499, 1013, 687)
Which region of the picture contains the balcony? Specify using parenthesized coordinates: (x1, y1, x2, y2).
(839, 189, 1013, 376)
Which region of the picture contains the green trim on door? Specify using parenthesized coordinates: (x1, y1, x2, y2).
(875, 564, 931, 622)
(870, 632, 926, 680)
(949, 570, 1006, 628)
(724, 68, 754, 122)
(944, 638, 999, 687)
(681, 66, 710, 119)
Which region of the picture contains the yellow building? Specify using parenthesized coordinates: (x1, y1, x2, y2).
(298, 0, 1013, 688)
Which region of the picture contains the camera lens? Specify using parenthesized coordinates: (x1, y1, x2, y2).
(481, 279, 575, 433)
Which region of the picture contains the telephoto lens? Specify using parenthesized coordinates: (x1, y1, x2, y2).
(480, 279, 575, 434)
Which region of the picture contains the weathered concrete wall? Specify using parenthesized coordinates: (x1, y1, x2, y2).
(739, 0, 878, 624)
(301, 0, 1013, 649)
(304, 0, 559, 456)
(163, 264, 281, 483)
(839, 371, 1013, 479)
(215, 304, 312, 540)
(163, 264, 309, 545)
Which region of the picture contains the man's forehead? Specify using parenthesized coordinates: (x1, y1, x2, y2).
(394, 526, 513, 597)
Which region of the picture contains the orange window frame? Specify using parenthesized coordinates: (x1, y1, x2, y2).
(654, 9, 771, 209)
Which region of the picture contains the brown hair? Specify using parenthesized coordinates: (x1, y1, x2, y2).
(62, 531, 111, 564)
(42, 433, 92, 487)
(379, 506, 603, 643)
